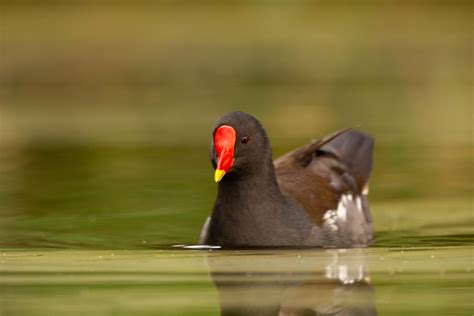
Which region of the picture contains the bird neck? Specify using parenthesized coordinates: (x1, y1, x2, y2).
(217, 157, 283, 204)
(209, 157, 307, 246)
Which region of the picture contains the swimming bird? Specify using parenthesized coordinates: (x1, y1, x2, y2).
(200, 111, 374, 247)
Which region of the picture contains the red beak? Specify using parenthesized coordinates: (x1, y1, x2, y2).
(214, 125, 236, 182)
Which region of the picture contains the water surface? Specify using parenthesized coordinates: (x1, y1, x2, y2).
(2, 247, 472, 315)
(0, 145, 472, 315)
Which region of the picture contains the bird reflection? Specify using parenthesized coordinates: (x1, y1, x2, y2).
(206, 249, 376, 316)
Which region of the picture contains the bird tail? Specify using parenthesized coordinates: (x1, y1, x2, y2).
(319, 130, 374, 192)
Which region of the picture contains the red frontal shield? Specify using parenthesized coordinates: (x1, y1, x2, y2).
(214, 125, 236, 182)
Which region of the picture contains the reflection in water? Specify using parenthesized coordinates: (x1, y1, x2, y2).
(206, 249, 376, 316)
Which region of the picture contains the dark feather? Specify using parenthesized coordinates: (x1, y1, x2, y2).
(318, 130, 374, 192)
(275, 129, 374, 231)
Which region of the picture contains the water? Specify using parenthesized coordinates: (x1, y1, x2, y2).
(1, 145, 471, 250)
(1, 145, 472, 315)
(1, 247, 472, 315)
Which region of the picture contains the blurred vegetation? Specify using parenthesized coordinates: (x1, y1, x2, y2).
(0, 1, 472, 248)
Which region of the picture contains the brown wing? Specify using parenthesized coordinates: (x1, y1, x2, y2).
(274, 129, 374, 227)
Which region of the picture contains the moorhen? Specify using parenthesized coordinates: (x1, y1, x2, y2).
(200, 111, 374, 247)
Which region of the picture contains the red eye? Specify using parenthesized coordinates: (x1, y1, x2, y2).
(241, 136, 249, 144)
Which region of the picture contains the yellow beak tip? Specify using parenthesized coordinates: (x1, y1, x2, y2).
(214, 170, 226, 183)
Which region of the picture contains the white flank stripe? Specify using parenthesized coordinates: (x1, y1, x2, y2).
(356, 196, 363, 213)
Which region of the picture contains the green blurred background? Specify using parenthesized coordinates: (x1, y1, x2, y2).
(0, 0, 472, 249)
